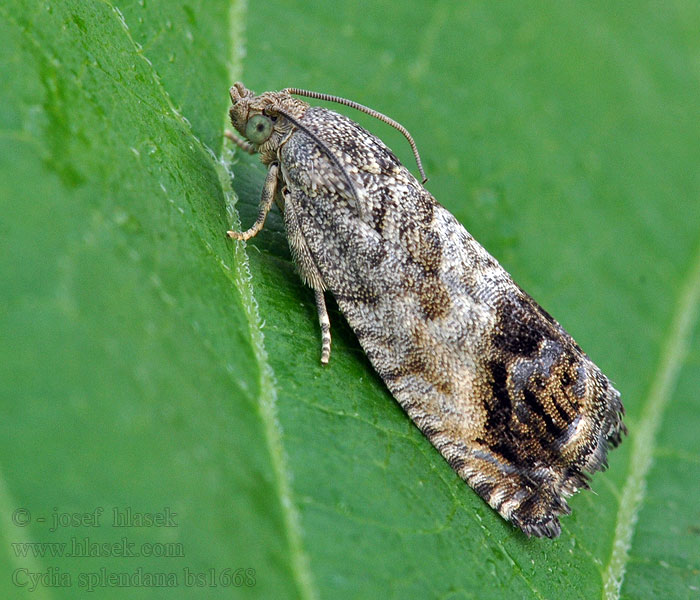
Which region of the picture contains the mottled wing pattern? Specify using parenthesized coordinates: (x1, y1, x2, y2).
(279, 107, 625, 537)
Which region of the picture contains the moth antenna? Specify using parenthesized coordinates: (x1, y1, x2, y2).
(272, 107, 363, 211)
(285, 87, 428, 184)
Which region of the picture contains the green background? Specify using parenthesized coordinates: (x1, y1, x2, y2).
(1, 1, 699, 598)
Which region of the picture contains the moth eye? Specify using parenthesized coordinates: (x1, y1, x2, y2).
(245, 114, 273, 144)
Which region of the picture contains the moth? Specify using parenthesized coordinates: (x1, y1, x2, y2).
(225, 82, 626, 538)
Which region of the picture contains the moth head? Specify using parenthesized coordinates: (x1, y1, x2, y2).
(228, 83, 307, 151)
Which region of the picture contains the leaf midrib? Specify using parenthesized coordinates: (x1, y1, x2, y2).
(81, 2, 320, 597)
(216, 3, 317, 599)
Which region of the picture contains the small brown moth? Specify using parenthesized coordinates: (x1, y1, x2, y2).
(225, 83, 626, 538)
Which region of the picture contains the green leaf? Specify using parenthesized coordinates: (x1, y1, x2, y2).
(1, 1, 296, 598)
(2, 1, 699, 600)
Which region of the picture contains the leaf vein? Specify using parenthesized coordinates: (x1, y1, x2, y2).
(602, 243, 700, 599)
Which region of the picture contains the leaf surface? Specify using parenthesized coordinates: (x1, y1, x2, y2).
(2, 1, 699, 599)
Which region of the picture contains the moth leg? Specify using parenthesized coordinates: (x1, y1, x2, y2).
(281, 188, 331, 364)
(227, 163, 279, 241)
(315, 289, 331, 365)
(224, 129, 256, 154)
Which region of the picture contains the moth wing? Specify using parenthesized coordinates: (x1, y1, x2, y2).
(341, 203, 624, 537)
(279, 110, 625, 537)
(464, 283, 625, 537)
